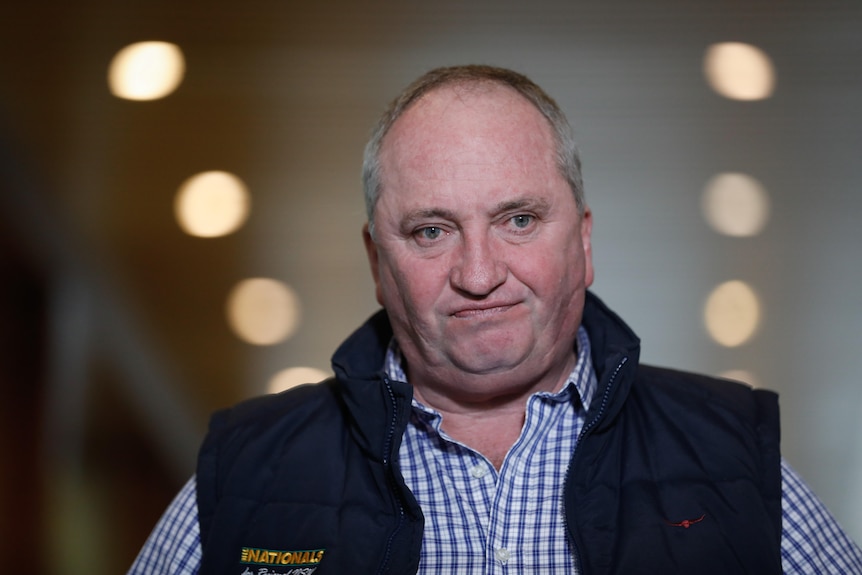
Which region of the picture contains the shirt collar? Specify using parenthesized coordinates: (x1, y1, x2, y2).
(383, 326, 597, 413)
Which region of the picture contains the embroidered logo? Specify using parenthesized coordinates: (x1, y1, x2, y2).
(666, 514, 706, 529)
(239, 547, 325, 574)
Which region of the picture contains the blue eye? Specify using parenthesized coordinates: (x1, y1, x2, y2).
(511, 215, 533, 228)
(418, 226, 443, 240)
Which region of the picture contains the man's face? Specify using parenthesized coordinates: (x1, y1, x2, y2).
(364, 84, 593, 405)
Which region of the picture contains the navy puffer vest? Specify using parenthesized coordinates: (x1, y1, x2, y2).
(197, 293, 782, 574)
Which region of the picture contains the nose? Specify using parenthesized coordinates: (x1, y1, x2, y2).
(449, 232, 507, 297)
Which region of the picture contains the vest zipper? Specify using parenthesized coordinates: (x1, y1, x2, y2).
(377, 376, 408, 575)
(564, 355, 629, 575)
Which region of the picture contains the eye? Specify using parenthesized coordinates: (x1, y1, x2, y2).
(415, 226, 444, 241)
(510, 214, 534, 229)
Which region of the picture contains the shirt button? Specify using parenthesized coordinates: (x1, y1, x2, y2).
(495, 547, 511, 564)
(470, 464, 488, 479)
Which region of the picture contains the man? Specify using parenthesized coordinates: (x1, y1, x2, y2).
(130, 65, 862, 574)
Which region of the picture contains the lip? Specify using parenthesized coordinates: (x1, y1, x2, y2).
(450, 302, 517, 319)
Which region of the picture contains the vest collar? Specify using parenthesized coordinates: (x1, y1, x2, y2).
(581, 291, 642, 432)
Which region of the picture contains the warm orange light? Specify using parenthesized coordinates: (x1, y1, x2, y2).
(175, 171, 250, 238)
(108, 41, 185, 101)
(226, 278, 301, 345)
(702, 172, 770, 237)
(704, 42, 776, 101)
(704, 280, 761, 347)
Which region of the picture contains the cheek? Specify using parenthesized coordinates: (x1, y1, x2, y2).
(514, 238, 588, 297)
(379, 254, 446, 315)
(516, 241, 563, 275)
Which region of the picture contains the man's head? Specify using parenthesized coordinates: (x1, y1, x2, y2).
(363, 65, 585, 238)
(363, 65, 594, 407)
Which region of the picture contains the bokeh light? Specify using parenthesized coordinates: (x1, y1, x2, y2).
(704, 42, 776, 101)
(175, 171, 250, 238)
(268, 367, 330, 394)
(702, 172, 771, 237)
(704, 280, 761, 347)
(108, 41, 185, 101)
(226, 278, 301, 345)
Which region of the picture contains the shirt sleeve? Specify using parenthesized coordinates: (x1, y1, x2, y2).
(128, 475, 203, 575)
(781, 458, 862, 574)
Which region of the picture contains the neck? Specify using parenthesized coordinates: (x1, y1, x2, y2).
(413, 387, 526, 470)
(409, 355, 575, 470)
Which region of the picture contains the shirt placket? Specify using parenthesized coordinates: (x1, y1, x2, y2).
(484, 394, 557, 572)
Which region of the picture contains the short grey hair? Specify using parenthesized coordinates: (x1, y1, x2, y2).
(361, 65, 585, 236)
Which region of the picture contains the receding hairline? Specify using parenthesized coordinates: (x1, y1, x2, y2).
(376, 74, 557, 156)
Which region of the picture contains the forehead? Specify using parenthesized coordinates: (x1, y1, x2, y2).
(378, 84, 559, 189)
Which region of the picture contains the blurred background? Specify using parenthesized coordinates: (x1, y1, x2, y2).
(2, 1, 861, 572)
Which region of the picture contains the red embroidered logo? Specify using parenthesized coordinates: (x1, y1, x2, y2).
(666, 514, 706, 529)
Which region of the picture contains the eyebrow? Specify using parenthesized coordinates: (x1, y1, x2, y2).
(495, 197, 550, 213)
(493, 197, 551, 214)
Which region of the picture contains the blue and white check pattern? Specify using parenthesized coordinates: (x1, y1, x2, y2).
(781, 458, 862, 572)
(128, 329, 862, 574)
(130, 477, 202, 574)
(393, 326, 596, 573)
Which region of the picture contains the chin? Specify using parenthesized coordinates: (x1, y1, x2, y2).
(449, 351, 531, 377)
(447, 371, 540, 405)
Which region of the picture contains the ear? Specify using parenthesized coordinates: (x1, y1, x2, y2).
(580, 207, 595, 288)
(362, 223, 385, 306)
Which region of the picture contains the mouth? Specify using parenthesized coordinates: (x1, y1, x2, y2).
(451, 303, 516, 319)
